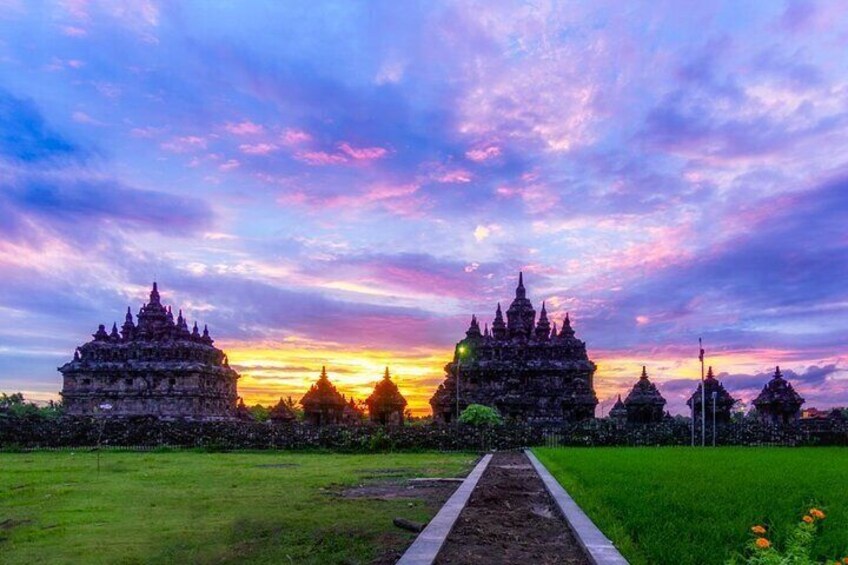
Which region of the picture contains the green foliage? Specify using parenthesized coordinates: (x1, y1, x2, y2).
(368, 426, 395, 451)
(0, 451, 474, 564)
(459, 404, 502, 426)
(534, 447, 848, 565)
(728, 509, 845, 565)
(248, 404, 270, 422)
(0, 392, 62, 419)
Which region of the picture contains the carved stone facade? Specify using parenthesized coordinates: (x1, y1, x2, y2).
(623, 366, 667, 423)
(366, 368, 407, 425)
(59, 283, 239, 419)
(753, 366, 805, 424)
(430, 273, 598, 424)
(686, 367, 736, 425)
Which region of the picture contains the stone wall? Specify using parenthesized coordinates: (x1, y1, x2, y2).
(1, 415, 846, 450)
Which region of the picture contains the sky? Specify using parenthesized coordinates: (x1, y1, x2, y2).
(1, 0, 848, 416)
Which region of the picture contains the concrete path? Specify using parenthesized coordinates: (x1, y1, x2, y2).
(526, 450, 629, 565)
(396, 453, 492, 565)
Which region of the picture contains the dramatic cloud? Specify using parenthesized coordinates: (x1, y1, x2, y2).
(1, 1, 848, 414)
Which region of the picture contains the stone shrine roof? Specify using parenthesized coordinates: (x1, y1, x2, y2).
(753, 366, 804, 410)
(624, 366, 667, 408)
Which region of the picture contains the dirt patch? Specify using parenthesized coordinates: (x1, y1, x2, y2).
(0, 518, 32, 531)
(253, 463, 299, 468)
(435, 452, 589, 565)
(339, 478, 457, 505)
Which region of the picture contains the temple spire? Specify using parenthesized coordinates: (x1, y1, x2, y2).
(535, 301, 551, 340)
(641, 365, 648, 379)
(492, 302, 506, 339)
(202, 324, 213, 344)
(560, 312, 575, 337)
(110, 322, 120, 340)
(384, 366, 391, 380)
(121, 306, 135, 340)
(149, 281, 161, 305)
(516, 271, 526, 299)
(774, 365, 782, 379)
(466, 314, 482, 339)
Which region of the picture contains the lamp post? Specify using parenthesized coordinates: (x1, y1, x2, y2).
(712, 391, 717, 447)
(455, 345, 466, 426)
(699, 338, 705, 447)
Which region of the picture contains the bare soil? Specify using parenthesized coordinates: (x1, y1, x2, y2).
(340, 477, 458, 504)
(435, 452, 589, 565)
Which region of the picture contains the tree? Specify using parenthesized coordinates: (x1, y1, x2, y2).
(459, 404, 502, 426)
(248, 404, 270, 422)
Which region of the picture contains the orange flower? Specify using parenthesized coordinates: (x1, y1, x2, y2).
(803, 515, 814, 524)
(751, 525, 767, 535)
(810, 508, 826, 520)
(755, 538, 771, 549)
(842, 558, 848, 564)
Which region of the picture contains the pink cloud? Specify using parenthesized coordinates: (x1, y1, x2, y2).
(160, 136, 207, 153)
(338, 142, 389, 161)
(295, 151, 348, 166)
(219, 159, 240, 171)
(281, 129, 312, 145)
(62, 25, 87, 36)
(225, 121, 264, 135)
(465, 145, 501, 162)
(239, 143, 278, 155)
(433, 169, 472, 183)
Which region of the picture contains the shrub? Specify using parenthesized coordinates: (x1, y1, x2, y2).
(459, 404, 502, 426)
(729, 507, 847, 565)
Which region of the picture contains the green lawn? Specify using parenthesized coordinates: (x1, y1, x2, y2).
(0, 450, 475, 564)
(534, 447, 848, 565)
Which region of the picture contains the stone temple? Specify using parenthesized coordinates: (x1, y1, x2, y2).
(59, 283, 240, 419)
(430, 273, 598, 423)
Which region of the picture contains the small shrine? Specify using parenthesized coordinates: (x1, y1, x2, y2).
(752, 366, 805, 425)
(269, 397, 297, 424)
(686, 367, 736, 425)
(608, 395, 627, 423)
(300, 367, 346, 425)
(366, 368, 408, 425)
(623, 366, 667, 423)
(342, 397, 365, 425)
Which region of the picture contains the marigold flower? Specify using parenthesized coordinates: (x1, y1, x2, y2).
(810, 508, 826, 520)
(803, 515, 814, 524)
(755, 537, 771, 549)
(751, 525, 767, 535)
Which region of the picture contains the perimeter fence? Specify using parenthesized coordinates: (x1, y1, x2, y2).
(2, 415, 846, 452)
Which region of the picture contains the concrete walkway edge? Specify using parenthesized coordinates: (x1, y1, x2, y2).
(396, 453, 493, 565)
(525, 450, 630, 565)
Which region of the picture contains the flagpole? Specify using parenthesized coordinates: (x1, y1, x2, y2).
(700, 337, 705, 447)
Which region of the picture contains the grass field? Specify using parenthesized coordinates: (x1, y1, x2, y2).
(534, 447, 848, 565)
(0, 450, 475, 564)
